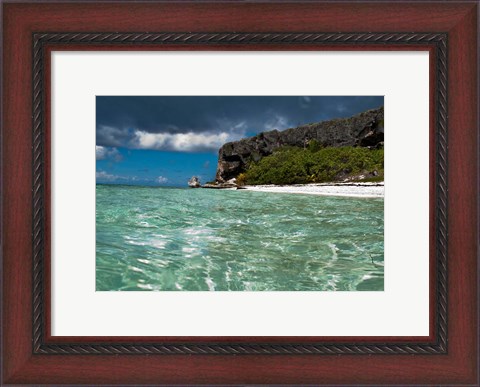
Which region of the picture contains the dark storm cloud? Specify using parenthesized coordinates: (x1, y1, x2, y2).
(96, 96, 383, 152)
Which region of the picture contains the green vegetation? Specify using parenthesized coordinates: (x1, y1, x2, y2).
(239, 145, 384, 185)
(236, 173, 248, 186)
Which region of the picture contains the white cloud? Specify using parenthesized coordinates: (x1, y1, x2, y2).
(97, 117, 249, 152)
(96, 170, 140, 183)
(234, 121, 247, 130)
(213, 118, 247, 133)
(132, 130, 232, 152)
(157, 176, 168, 184)
(96, 146, 122, 161)
(96, 170, 119, 181)
(263, 115, 291, 131)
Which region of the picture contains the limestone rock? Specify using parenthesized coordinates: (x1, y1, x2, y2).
(188, 176, 201, 188)
(215, 107, 384, 182)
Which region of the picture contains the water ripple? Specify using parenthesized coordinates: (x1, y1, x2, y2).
(96, 185, 384, 291)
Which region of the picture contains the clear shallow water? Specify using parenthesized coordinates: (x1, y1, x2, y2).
(96, 185, 384, 291)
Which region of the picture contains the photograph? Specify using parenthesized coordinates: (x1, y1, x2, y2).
(96, 96, 384, 291)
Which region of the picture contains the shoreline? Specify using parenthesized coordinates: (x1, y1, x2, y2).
(241, 182, 384, 198)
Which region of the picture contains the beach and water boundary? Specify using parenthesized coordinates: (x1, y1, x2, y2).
(241, 182, 384, 198)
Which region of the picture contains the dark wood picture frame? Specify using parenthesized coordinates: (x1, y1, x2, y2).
(2, 1, 478, 385)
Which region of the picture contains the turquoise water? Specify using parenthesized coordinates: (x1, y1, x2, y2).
(96, 185, 384, 291)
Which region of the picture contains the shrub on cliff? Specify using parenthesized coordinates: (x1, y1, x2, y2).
(242, 146, 384, 185)
(236, 173, 248, 186)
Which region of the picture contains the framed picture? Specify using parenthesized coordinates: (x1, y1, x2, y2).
(2, 1, 478, 385)
(94, 95, 385, 292)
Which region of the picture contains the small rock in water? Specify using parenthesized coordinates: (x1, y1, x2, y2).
(188, 176, 201, 188)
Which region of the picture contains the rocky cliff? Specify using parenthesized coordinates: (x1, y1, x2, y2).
(215, 106, 384, 182)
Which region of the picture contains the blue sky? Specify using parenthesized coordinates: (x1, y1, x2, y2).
(96, 96, 383, 186)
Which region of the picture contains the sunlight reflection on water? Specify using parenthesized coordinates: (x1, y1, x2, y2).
(96, 185, 384, 291)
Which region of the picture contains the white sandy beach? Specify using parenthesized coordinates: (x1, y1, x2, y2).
(242, 182, 384, 198)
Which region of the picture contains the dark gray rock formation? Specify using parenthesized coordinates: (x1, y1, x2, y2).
(202, 178, 238, 189)
(215, 107, 384, 182)
(202, 183, 237, 189)
(188, 176, 201, 188)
